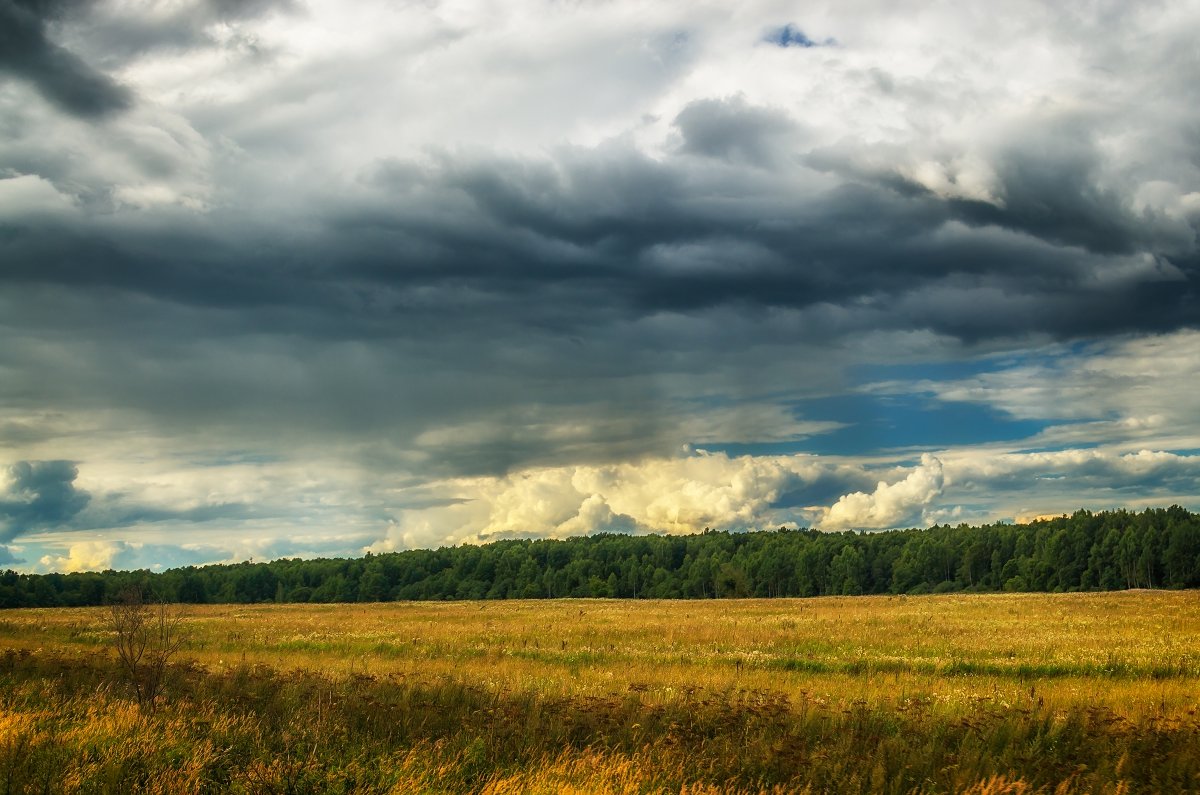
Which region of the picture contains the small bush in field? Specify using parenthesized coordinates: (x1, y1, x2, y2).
(108, 586, 184, 711)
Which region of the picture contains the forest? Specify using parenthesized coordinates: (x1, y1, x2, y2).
(2, 506, 1198, 608)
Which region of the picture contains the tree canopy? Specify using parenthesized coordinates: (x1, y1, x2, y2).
(3, 506, 1199, 608)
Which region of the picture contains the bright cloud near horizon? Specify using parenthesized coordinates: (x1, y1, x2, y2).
(1, 0, 1198, 573)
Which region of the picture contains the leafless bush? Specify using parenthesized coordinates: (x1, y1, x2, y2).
(108, 586, 184, 711)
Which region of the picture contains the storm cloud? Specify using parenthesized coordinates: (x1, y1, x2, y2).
(0, 0, 132, 117)
(1, 0, 1198, 570)
(0, 460, 90, 540)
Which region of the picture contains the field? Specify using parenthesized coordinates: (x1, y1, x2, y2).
(2, 592, 1200, 793)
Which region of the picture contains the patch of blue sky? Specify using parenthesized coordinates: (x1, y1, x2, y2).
(763, 24, 835, 48)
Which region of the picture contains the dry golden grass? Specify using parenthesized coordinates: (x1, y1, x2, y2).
(6, 592, 1198, 713)
(2, 591, 1199, 792)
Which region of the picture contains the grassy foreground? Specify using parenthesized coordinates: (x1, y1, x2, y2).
(2, 592, 1200, 793)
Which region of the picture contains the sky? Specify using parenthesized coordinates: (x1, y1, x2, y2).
(1, 0, 1199, 573)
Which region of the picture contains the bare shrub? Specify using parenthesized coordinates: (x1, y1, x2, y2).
(108, 586, 184, 711)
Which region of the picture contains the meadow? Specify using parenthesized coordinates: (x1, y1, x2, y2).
(2, 592, 1199, 793)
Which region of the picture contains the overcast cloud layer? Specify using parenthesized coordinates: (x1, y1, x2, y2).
(1, 0, 1198, 572)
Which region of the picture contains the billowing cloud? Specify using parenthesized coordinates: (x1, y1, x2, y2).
(0, 544, 23, 566)
(39, 539, 133, 573)
(674, 96, 798, 166)
(0, 460, 90, 540)
(819, 455, 946, 531)
(370, 451, 871, 551)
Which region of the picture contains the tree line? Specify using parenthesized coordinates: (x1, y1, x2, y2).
(2, 506, 1199, 608)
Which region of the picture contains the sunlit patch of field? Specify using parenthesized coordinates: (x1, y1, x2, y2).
(2, 592, 1200, 792)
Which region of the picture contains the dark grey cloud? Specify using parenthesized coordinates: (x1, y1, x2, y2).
(674, 96, 798, 166)
(0, 418, 62, 447)
(69, 0, 297, 66)
(77, 498, 257, 529)
(0, 0, 298, 121)
(400, 147, 1197, 340)
(809, 140, 1182, 262)
(3, 156, 1193, 317)
(1, 124, 1196, 480)
(0, 0, 132, 117)
(0, 460, 90, 540)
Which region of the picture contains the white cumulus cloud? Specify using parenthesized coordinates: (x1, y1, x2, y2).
(40, 539, 135, 573)
(818, 454, 945, 531)
(370, 450, 868, 551)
